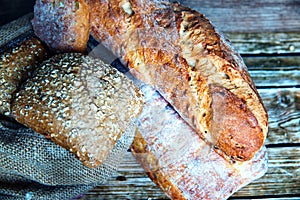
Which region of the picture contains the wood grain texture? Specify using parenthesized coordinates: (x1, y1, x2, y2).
(244, 56, 300, 70)
(247, 57, 300, 87)
(240, 54, 300, 147)
(259, 88, 300, 145)
(234, 147, 300, 197)
(178, 0, 300, 33)
(226, 33, 300, 54)
(245, 56, 300, 146)
(82, 147, 300, 199)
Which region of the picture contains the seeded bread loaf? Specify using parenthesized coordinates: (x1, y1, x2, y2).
(89, 0, 268, 161)
(11, 53, 144, 168)
(32, 0, 90, 53)
(0, 37, 47, 116)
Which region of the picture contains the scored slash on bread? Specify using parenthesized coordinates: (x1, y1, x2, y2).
(89, 0, 268, 161)
(11, 53, 144, 168)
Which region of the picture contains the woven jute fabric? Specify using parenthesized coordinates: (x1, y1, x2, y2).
(0, 14, 136, 200)
(0, 13, 34, 53)
(0, 121, 136, 199)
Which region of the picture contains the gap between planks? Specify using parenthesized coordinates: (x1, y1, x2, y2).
(244, 56, 300, 88)
(228, 33, 300, 55)
(179, 0, 300, 33)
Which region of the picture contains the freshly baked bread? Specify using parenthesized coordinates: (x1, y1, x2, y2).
(89, 0, 268, 161)
(32, 0, 89, 53)
(11, 53, 144, 168)
(0, 37, 47, 115)
(131, 85, 268, 200)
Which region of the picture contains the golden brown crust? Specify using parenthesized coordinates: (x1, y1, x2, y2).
(0, 37, 48, 115)
(32, 0, 90, 53)
(89, 0, 268, 161)
(174, 5, 268, 160)
(11, 53, 144, 168)
(209, 84, 264, 160)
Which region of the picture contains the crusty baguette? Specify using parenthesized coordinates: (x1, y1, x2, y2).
(32, 0, 90, 53)
(11, 53, 144, 168)
(0, 37, 47, 115)
(131, 85, 268, 200)
(90, 0, 268, 161)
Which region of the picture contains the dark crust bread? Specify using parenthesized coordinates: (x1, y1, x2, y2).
(89, 0, 268, 161)
(32, 0, 90, 53)
(11, 53, 144, 168)
(0, 37, 48, 115)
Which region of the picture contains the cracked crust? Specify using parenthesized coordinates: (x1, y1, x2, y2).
(89, 0, 268, 161)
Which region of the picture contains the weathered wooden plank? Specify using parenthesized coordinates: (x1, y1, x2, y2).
(83, 147, 300, 199)
(178, 0, 300, 33)
(249, 70, 300, 87)
(244, 56, 300, 70)
(227, 33, 300, 54)
(259, 88, 300, 145)
(1, 0, 299, 33)
(83, 151, 167, 199)
(233, 147, 300, 197)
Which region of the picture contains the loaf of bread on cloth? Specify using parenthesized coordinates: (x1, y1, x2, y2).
(131, 84, 267, 200)
(89, 0, 268, 162)
(11, 53, 144, 168)
(0, 37, 48, 116)
(32, 0, 90, 53)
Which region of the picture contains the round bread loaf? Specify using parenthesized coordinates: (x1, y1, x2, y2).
(11, 53, 144, 168)
(32, 0, 89, 53)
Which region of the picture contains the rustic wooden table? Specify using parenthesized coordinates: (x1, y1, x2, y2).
(1, 0, 299, 199)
